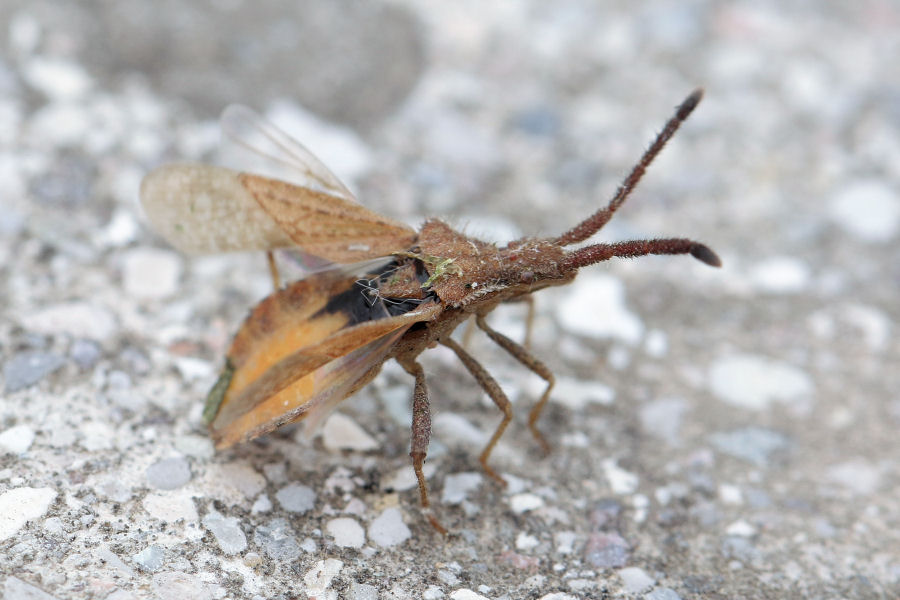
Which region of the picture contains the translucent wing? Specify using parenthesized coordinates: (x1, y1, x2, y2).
(204, 269, 441, 448)
(140, 164, 417, 262)
(220, 104, 354, 200)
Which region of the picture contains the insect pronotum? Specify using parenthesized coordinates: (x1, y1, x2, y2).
(141, 89, 720, 533)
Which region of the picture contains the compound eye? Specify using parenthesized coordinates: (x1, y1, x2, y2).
(519, 270, 534, 284)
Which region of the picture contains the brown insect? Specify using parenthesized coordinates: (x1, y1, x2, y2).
(140, 89, 720, 532)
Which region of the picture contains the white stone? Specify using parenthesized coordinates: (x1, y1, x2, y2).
(381, 463, 435, 492)
(618, 566, 655, 593)
(441, 472, 482, 505)
(326, 517, 366, 548)
(749, 256, 811, 293)
(726, 519, 757, 537)
(450, 591, 491, 600)
(708, 354, 813, 410)
(829, 180, 900, 242)
(603, 459, 639, 494)
(143, 491, 199, 523)
(551, 377, 615, 410)
(22, 57, 93, 100)
(515, 532, 539, 550)
(509, 493, 544, 514)
(19, 301, 117, 341)
(0, 487, 57, 541)
(321, 413, 379, 452)
(303, 558, 344, 597)
(368, 507, 410, 547)
(827, 458, 882, 495)
(0, 425, 35, 454)
(122, 247, 183, 300)
(556, 274, 644, 344)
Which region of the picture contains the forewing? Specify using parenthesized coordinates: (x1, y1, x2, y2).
(140, 163, 294, 254)
(239, 172, 417, 263)
(140, 164, 417, 262)
(220, 104, 354, 200)
(205, 270, 441, 448)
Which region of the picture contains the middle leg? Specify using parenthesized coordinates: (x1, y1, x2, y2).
(440, 337, 511, 486)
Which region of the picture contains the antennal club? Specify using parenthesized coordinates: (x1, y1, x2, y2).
(553, 88, 705, 247)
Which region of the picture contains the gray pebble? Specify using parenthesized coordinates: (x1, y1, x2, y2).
(70, 339, 101, 369)
(202, 510, 247, 555)
(584, 532, 630, 568)
(709, 427, 790, 466)
(133, 544, 165, 571)
(644, 588, 682, 600)
(146, 457, 192, 490)
(3, 577, 60, 600)
(254, 518, 301, 561)
(4, 351, 66, 392)
(275, 483, 316, 513)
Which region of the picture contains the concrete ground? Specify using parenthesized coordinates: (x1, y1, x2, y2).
(1, 1, 898, 598)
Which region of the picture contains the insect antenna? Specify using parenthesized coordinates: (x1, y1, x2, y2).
(553, 89, 704, 247)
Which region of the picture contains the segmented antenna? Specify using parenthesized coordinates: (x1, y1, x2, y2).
(553, 89, 704, 246)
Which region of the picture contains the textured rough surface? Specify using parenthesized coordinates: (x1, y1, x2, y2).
(1, 1, 898, 599)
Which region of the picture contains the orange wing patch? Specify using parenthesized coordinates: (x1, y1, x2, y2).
(206, 270, 441, 448)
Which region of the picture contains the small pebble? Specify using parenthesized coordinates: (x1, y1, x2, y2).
(509, 493, 544, 514)
(4, 351, 66, 392)
(602, 459, 639, 494)
(254, 518, 301, 561)
(326, 517, 366, 549)
(132, 545, 165, 571)
(122, 247, 182, 300)
(829, 180, 899, 242)
(368, 507, 410, 547)
(0, 425, 36, 454)
(70, 339, 101, 369)
(20, 302, 117, 341)
(251, 494, 272, 514)
(142, 491, 199, 523)
(709, 427, 790, 466)
(151, 571, 211, 600)
(441, 472, 482, 505)
(303, 558, 344, 596)
(146, 457, 192, 490)
(350, 582, 379, 600)
(557, 274, 644, 344)
(3, 577, 61, 600)
(749, 256, 811, 293)
(0, 487, 57, 541)
(644, 588, 682, 600)
(618, 567, 655, 594)
(174, 435, 215, 460)
(708, 354, 813, 411)
(449, 590, 490, 600)
(515, 532, 539, 550)
(202, 510, 248, 554)
(321, 412, 379, 451)
(275, 483, 316, 513)
(584, 532, 630, 568)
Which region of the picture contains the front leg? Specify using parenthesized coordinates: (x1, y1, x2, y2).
(399, 358, 447, 534)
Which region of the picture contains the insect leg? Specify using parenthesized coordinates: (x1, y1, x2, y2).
(265, 250, 281, 290)
(440, 338, 511, 486)
(460, 316, 477, 349)
(475, 314, 553, 454)
(400, 359, 448, 534)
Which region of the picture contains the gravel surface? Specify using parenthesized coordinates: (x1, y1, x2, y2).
(1, 1, 899, 599)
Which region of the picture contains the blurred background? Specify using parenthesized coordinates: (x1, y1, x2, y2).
(1, 1, 898, 599)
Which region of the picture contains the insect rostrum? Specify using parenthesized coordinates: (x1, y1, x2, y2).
(140, 89, 719, 533)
